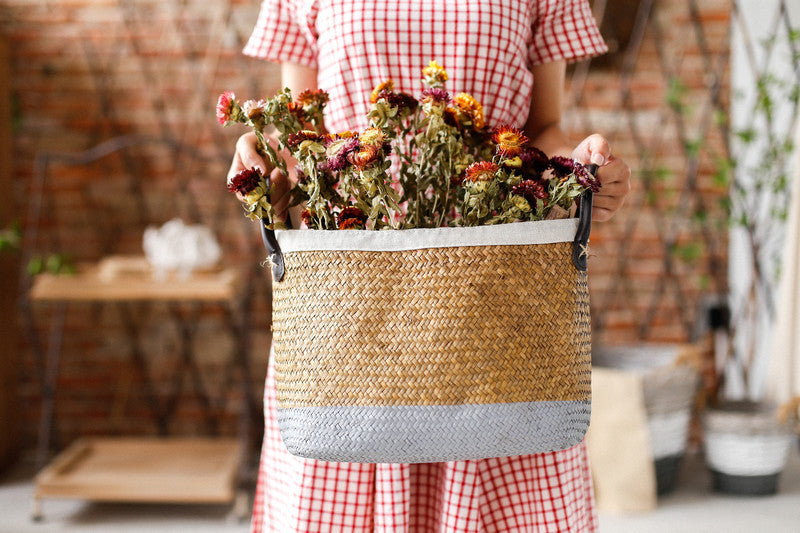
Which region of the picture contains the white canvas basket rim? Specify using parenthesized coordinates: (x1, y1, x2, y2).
(275, 218, 579, 253)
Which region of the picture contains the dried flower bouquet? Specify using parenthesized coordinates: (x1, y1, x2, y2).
(220, 61, 600, 230)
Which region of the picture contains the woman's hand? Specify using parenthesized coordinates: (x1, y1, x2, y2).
(572, 134, 631, 222)
(227, 131, 295, 222)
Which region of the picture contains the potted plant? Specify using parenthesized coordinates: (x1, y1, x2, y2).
(701, 28, 800, 496)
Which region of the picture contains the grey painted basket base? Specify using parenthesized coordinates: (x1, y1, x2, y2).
(710, 470, 781, 496)
(277, 400, 591, 463)
(655, 454, 684, 495)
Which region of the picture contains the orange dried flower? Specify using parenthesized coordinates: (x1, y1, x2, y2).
(492, 125, 529, 157)
(464, 161, 499, 183)
(296, 89, 329, 107)
(453, 93, 485, 129)
(370, 80, 395, 103)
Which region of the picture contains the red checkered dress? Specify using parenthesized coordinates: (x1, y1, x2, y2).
(244, 1, 607, 531)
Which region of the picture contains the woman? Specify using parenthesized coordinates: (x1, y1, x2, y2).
(230, 1, 631, 531)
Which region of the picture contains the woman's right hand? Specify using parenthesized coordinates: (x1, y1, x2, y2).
(227, 131, 294, 222)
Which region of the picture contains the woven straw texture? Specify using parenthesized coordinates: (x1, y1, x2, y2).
(271, 241, 591, 410)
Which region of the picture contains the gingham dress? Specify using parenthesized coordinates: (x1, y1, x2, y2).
(244, 1, 607, 531)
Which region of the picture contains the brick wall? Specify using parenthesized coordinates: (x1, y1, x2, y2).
(0, 0, 732, 450)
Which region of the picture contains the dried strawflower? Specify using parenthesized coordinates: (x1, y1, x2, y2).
(492, 125, 529, 157)
(296, 89, 329, 108)
(453, 93, 485, 129)
(325, 135, 359, 171)
(549, 155, 577, 179)
(512, 179, 548, 203)
(371, 80, 395, 103)
(337, 206, 368, 229)
(220, 60, 599, 230)
(519, 147, 551, 176)
(216, 91, 238, 125)
(422, 60, 448, 87)
(227, 167, 264, 195)
(464, 161, 499, 183)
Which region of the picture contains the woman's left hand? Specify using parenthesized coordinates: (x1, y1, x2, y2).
(572, 134, 631, 222)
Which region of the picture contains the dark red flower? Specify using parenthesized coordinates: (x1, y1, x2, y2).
(573, 162, 602, 192)
(512, 179, 548, 204)
(226, 167, 264, 195)
(375, 90, 419, 113)
(519, 147, 551, 176)
(444, 107, 459, 128)
(549, 156, 577, 179)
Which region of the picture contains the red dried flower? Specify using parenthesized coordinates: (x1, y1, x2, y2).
(286, 130, 321, 148)
(492, 125, 529, 157)
(287, 101, 306, 121)
(549, 156, 577, 179)
(227, 167, 264, 195)
(337, 206, 367, 229)
(297, 89, 330, 107)
(573, 162, 602, 192)
(463, 161, 499, 183)
(519, 147, 551, 176)
(512, 179, 548, 204)
(300, 209, 316, 227)
(216, 91, 236, 125)
(450, 172, 466, 187)
(374, 90, 419, 113)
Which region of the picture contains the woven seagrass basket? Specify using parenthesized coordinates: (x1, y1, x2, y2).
(261, 191, 595, 463)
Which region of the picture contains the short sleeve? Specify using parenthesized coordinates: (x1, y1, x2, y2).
(243, 0, 318, 68)
(529, 0, 608, 66)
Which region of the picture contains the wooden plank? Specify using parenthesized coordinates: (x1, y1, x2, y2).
(29, 255, 242, 302)
(34, 437, 241, 503)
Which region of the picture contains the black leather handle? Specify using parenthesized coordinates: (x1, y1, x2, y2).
(261, 218, 285, 282)
(572, 163, 597, 272)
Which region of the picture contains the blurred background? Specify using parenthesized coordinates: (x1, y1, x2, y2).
(0, 0, 798, 531)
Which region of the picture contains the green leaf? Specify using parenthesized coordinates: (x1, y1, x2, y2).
(735, 128, 756, 144)
(673, 242, 704, 263)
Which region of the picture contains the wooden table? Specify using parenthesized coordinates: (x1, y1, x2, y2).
(28, 256, 255, 520)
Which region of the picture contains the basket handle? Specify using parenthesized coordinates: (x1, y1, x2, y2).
(572, 163, 597, 272)
(261, 217, 286, 282)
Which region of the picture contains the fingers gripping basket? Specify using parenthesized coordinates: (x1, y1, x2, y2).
(261, 190, 595, 463)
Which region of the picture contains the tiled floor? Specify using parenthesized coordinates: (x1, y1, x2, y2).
(1, 446, 798, 532)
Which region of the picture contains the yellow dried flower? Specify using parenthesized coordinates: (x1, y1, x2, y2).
(422, 60, 448, 87)
(453, 93, 485, 129)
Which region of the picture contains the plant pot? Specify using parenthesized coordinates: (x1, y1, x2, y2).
(703, 401, 795, 496)
(593, 344, 701, 496)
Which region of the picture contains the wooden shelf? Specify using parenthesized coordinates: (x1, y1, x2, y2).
(34, 437, 241, 504)
(29, 255, 242, 302)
